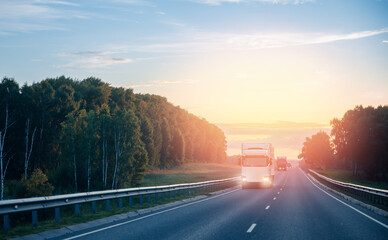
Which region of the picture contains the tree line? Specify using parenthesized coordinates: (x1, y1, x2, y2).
(299, 105, 388, 181)
(0, 76, 226, 199)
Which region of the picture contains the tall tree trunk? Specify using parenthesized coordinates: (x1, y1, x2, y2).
(24, 118, 36, 180)
(102, 134, 105, 185)
(72, 133, 77, 192)
(112, 131, 121, 190)
(87, 141, 91, 192)
(0, 130, 4, 201)
(0, 105, 9, 200)
(102, 127, 107, 187)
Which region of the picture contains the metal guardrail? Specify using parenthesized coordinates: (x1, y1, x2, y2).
(308, 169, 388, 209)
(0, 177, 240, 231)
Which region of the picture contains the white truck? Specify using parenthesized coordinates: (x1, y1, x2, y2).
(241, 143, 275, 188)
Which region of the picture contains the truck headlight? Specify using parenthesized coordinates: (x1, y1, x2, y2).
(263, 177, 270, 182)
(242, 176, 247, 182)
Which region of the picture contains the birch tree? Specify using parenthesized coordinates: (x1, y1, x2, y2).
(61, 113, 78, 192)
(99, 104, 110, 188)
(24, 118, 37, 180)
(0, 105, 12, 200)
(85, 110, 98, 192)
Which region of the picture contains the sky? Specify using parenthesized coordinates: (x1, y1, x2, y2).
(1, 0, 387, 159)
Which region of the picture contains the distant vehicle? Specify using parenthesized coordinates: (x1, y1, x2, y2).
(241, 143, 275, 188)
(287, 162, 292, 168)
(277, 156, 287, 171)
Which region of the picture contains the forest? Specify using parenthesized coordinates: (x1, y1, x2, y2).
(0, 77, 227, 199)
(299, 105, 388, 181)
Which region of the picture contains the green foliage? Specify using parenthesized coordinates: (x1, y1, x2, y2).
(298, 131, 334, 170)
(0, 76, 227, 198)
(23, 169, 54, 197)
(170, 129, 185, 166)
(301, 105, 388, 180)
(330, 105, 388, 179)
(160, 117, 172, 168)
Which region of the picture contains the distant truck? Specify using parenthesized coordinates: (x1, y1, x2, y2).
(277, 156, 287, 171)
(241, 143, 275, 188)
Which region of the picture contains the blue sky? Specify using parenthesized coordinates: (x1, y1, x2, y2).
(1, 0, 387, 158)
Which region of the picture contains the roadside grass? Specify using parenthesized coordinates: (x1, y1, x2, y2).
(316, 169, 388, 190)
(0, 163, 240, 240)
(141, 162, 241, 186)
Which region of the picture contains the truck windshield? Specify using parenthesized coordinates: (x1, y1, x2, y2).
(243, 156, 268, 167)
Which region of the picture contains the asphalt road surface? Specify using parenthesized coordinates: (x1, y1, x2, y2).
(53, 167, 388, 240)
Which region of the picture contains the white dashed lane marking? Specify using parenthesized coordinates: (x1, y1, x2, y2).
(247, 224, 256, 233)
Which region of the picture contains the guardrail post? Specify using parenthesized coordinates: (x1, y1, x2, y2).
(92, 201, 97, 213)
(119, 198, 123, 208)
(161, 192, 165, 200)
(75, 204, 80, 216)
(106, 200, 110, 211)
(3, 214, 10, 231)
(177, 189, 181, 196)
(155, 193, 158, 203)
(147, 194, 151, 204)
(173, 190, 176, 198)
(32, 210, 38, 226)
(129, 196, 133, 206)
(139, 195, 143, 205)
(168, 191, 171, 198)
(55, 207, 60, 223)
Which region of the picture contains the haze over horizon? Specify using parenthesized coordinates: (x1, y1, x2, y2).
(1, 0, 387, 159)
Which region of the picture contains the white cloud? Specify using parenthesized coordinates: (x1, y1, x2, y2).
(110, 0, 155, 7)
(56, 57, 132, 68)
(34, 0, 79, 6)
(58, 51, 119, 57)
(0, 1, 79, 20)
(109, 28, 388, 54)
(56, 51, 132, 68)
(383, 40, 388, 43)
(189, 0, 314, 6)
(153, 80, 183, 84)
(121, 83, 154, 88)
(121, 79, 186, 89)
(221, 28, 388, 49)
(0, 0, 87, 34)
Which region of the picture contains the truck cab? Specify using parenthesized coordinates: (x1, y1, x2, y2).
(241, 143, 275, 188)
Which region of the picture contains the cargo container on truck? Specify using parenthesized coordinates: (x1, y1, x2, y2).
(241, 143, 275, 188)
(277, 156, 287, 171)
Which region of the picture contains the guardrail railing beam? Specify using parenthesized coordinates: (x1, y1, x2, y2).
(308, 169, 388, 210)
(0, 177, 240, 231)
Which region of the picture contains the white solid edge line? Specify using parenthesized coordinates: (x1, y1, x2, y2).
(300, 168, 388, 229)
(247, 223, 256, 233)
(265, 205, 270, 210)
(63, 188, 240, 240)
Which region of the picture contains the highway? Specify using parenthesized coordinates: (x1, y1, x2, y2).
(52, 167, 388, 240)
